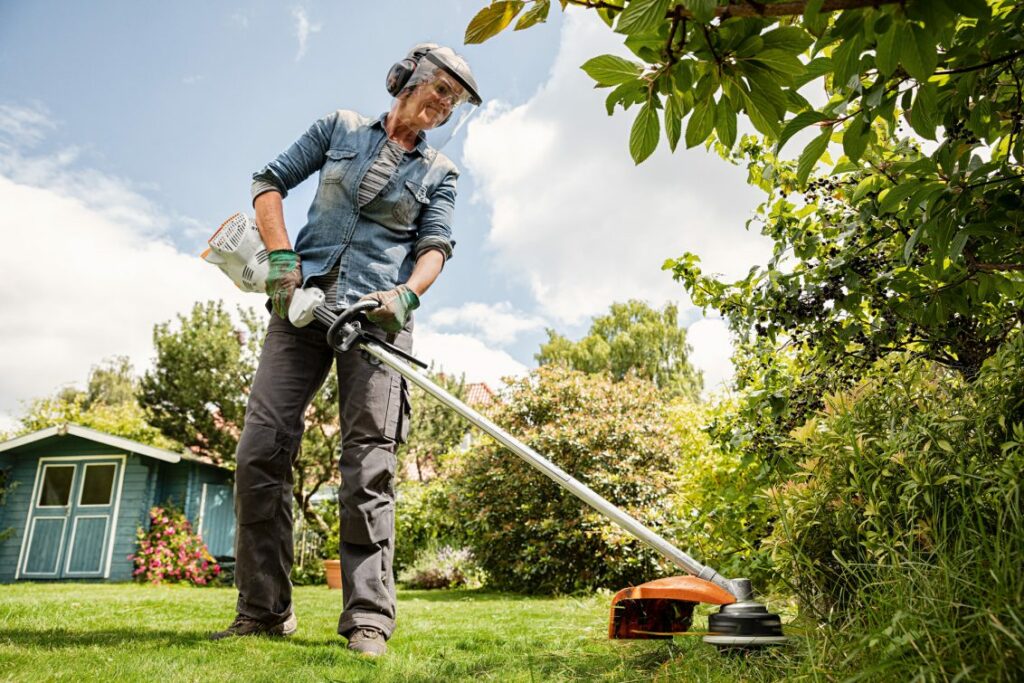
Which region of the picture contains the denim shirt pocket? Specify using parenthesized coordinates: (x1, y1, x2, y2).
(322, 148, 358, 184)
(392, 180, 430, 228)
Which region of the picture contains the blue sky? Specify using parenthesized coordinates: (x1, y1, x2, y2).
(0, 1, 773, 428)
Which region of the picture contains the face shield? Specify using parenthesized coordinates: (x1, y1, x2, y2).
(401, 47, 481, 152)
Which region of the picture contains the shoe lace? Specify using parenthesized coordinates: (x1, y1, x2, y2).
(229, 614, 259, 630)
(354, 627, 383, 640)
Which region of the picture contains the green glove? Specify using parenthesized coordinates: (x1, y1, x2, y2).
(360, 284, 420, 333)
(265, 249, 302, 319)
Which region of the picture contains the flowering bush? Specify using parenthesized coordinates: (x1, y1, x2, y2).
(398, 545, 483, 589)
(131, 505, 220, 585)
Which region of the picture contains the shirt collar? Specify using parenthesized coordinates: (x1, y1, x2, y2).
(374, 112, 431, 158)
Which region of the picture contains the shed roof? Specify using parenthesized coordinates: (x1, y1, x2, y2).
(0, 424, 226, 469)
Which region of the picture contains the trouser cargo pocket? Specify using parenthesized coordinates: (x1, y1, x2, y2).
(235, 422, 295, 525)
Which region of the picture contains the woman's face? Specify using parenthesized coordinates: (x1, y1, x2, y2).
(394, 72, 466, 131)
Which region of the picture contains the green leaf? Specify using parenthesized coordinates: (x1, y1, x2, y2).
(776, 110, 828, 153)
(665, 94, 683, 152)
(630, 102, 661, 164)
(759, 26, 814, 54)
(903, 221, 927, 262)
(852, 174, 887, 203)
(741, 89, 780, 136)
(605, 79, 646, 115)
(615, 0, 670, 35)
(672, 61, 693, 92)
(684, 0, 717, 24)
(878, 181, 920, 214)
(581, 54, 644, 86)
(797, 127, 832, 187)
(515, 0, 550, 30)
(900, 23, 938, 81)
(939, 0, 988, 19)
(803, 0, 828, 37)
(797, 57, 834, 87)
(465, 1, 526, 44)
(831, 33, 864, 88)
(908, 82, 938, 140)
(746, 68, 787, 119)
(875, 23, 900, 77)
(685, 98, 715, 148)
(715, 98, 737, 149)
(750, 49, 806, 77)
(842, 115, 870, 163)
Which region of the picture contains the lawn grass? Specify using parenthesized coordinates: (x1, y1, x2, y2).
(0, 583, 801, 682)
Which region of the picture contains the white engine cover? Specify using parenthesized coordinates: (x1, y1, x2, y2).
(203, 212, 324, 328)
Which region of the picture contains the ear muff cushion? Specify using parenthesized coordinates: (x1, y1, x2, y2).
(386, 58, 418, 97)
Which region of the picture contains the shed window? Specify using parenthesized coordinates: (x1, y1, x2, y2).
(38, 465, 74, 507)
(80, 464, 116, 506)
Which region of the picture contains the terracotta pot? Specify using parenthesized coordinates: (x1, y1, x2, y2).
(324, 559, 342, 590)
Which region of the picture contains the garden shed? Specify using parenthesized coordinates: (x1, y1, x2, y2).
(0, 424, 235, 583)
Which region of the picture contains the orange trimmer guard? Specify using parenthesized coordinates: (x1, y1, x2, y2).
(609, 576, 736, 639)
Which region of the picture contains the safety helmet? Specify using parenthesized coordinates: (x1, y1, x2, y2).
(386, 43, 481, 106)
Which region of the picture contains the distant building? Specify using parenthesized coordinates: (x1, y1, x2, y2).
(464, 382, 495, 407)
(0, 424, 235, 583)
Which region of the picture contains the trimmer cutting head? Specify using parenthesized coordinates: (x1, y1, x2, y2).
(609, 576, 787, 650)
(704, 600, 787, 649)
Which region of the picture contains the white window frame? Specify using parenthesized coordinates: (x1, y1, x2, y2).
(35, 463, 76, 509)
(76, 463, 117, 508)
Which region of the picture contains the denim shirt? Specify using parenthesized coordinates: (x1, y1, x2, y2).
(251, 110, 458, 308)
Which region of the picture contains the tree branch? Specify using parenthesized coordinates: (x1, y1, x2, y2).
(669, 0, 902, 20)
(934, 49, 1024, 76)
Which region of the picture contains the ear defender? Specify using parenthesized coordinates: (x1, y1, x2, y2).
(386, 44, 438, 98)
(385, 57, 419, 97)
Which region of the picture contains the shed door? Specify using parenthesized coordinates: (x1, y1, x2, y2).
(21, 458, 122, 579)
(198, 484, 235, 558)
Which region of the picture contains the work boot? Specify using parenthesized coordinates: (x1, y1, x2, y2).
(346, 626, 387, 657)
(208, 612, 297, 640)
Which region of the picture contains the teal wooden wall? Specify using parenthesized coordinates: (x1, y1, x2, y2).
(0, 434, 233, 583)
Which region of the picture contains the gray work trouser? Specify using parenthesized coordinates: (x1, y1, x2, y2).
(233, 312, 411, 640)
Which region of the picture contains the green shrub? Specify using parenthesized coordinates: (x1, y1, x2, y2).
(766, 334, 1024, 679)
(398, 545, 483, 589)
(452, 366, 685, 594)
(664, 399, 774, 586)
(395, 478, 464, 572)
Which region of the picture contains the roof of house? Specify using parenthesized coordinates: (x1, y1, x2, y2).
(465, 382, 495, 407)
(0, 423, 225, 468)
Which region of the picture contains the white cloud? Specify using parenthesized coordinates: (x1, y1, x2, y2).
(686, 317, 736, 397)
(0, 102, 55, 148)
(426, 301, 546, 346)
(182, 74, 205, 85)
(412, 329, 528, 389)
(0, 108, 253, 425)
(462, 12, 773, 326)
(292, 7, 322, 62)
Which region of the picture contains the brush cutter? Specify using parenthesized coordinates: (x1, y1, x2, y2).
(205, 214, 787, 650)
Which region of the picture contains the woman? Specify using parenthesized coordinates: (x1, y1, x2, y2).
(209, 44, 480, 658)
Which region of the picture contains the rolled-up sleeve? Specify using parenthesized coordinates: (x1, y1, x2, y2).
(414, 170, 458, 261)
(251, 112, 339, 203)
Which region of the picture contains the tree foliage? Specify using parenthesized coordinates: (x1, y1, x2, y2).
(536, 300, 703, 399)
(16, 357, 178, 450)
(139, 301, 262, 464)
(452, 365, 685, 593)
(470, 0, 1023, 400)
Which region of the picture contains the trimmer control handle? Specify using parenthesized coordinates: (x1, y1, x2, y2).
(325, 300, 380, 351)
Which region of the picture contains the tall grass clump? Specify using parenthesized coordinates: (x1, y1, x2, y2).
(768, 333, 1024, 681)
